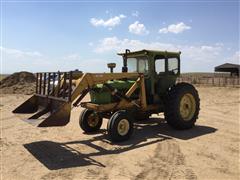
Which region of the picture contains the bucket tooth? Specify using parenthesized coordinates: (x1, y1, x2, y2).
(28, 107, 50, 119)
(12, 95, 39, 113)
(12, 94, 71, 127)
(38, 102, 71, 127)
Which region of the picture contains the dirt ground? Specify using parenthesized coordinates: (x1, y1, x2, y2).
(0, 86, 239, 180)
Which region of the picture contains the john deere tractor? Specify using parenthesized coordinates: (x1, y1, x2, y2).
(13, 49, 200, 142)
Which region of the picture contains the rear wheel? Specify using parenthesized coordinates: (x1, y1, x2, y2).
(107, 110, 133, 142)
(164, 82, 200, 129)
(79, 109, 103, 133)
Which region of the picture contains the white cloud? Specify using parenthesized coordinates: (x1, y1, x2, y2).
(128, 21, 149, 35)
(90, 14, 126, 28)
(63, 53, 81, 60)
(0, 46, 42, 59)
(88, 42, 94, 46)
(158, 28, 168, 34)
(159, 22, 191, 34)
(1, 47, 52, 73)
(132, 11, 139, 17)
(94, 36, 226, 72)
(94, 36, 179, 53)
(0, 46, 117, 73)
(233, 51, 240, 62)
(225, 51, 240, 63)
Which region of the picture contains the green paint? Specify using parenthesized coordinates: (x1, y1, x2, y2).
(91, 49, 181, 105)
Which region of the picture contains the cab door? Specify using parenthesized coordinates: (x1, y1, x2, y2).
(155, 56, 167, 96)
(155, 56, 179, 97)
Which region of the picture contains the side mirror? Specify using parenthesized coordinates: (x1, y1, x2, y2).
(122, 66, 128, 72)
(107, 63, 116, 73)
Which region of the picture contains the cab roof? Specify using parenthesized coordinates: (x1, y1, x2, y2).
(117, 49, 181, 58)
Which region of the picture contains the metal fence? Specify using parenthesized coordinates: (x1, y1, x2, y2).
(177, 76, 240, 87)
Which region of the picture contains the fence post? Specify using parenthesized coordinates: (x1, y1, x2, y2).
(43, 73, 46, 95)
(39, 73, 42, 94)
(68, 71, 72, 102)
(36, 73, 39, 94)
(47, 73, 51, 95)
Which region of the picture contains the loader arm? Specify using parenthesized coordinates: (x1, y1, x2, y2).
(71, 73, 140, 102)
(80, 74, 147, 112)
(12, 71, 142, 127)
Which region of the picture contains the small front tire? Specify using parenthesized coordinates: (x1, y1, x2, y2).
(107, 110, 134, 142)
(79, 109, 103, 133)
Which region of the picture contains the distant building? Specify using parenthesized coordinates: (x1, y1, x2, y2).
(214, 63, 240, 77)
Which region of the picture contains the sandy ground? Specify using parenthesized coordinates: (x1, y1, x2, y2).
(0, 86, 239, 180)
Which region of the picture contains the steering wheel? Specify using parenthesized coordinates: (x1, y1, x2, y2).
(169, 68, 179, 74)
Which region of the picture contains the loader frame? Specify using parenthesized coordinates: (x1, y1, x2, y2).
(13, 71, 157, 127)
(35, 71, 148, 109)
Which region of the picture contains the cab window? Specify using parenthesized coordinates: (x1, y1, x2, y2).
(155, 59, 165, 73)
(127, 58, 137, 72)
(155, 55, 165, 74)
(168, 58, 179, 74)
(127, 56, 148, 73)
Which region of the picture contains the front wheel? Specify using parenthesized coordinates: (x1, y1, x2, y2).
(164, 82, 200, 129)
(107, 110, 134, 142)
(79, 109, 103, 133)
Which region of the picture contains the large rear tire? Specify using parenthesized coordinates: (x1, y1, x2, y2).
(164, 82, 200, 129)
(79, 109, 103, 133)
(107, 110, 134, 142)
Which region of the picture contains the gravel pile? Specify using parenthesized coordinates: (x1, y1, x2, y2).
(0, 71, 36, 94)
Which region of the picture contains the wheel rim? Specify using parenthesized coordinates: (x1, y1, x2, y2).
(117, 119, 130, 136)
(179, 93, 196, 121)
(87, 113, 99, 127)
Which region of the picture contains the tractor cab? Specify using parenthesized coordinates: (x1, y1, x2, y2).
(118, 49, 181, 103)
(118, 49, 181, 75)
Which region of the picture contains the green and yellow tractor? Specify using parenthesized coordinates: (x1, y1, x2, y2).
(13, 49, 200, 142)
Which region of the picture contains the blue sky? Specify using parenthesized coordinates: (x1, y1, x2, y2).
(1, 0, 239, 73)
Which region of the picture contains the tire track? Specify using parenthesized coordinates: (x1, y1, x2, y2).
(135, 141, 197, 180)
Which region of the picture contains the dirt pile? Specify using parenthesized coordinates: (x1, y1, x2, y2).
(0, 71, 36, 94)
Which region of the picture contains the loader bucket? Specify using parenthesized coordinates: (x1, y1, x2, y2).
(12, 94, 71, 127)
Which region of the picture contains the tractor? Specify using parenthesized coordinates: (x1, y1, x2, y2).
(13, 49, 200, 142)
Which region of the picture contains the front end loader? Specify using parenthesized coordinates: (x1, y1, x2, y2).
(13, 49, 200, 142)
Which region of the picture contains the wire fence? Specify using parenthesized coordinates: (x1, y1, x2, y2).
(177, 76, 240, 87)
